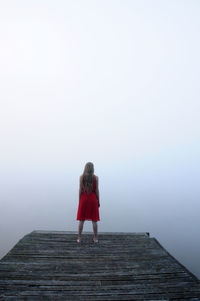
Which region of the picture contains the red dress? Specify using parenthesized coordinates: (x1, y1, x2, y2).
(77, 175, 100, 222)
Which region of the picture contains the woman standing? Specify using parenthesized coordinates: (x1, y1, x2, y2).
(77, 162, 100, 243)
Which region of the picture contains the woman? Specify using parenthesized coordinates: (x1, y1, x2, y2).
(77, 162, 100, 243)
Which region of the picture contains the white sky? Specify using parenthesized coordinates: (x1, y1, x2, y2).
(0, 0, 200, 277)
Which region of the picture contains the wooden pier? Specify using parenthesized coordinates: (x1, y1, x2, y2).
(0, 231, 200, 300)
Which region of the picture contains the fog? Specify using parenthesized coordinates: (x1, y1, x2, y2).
(0, 0, 200, 278)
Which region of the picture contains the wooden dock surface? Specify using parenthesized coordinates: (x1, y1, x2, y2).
(0, 231, 200, 300)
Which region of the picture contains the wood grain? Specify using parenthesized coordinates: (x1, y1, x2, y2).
(0, 231, 200, 300)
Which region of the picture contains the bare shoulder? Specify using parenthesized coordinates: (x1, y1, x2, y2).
(94, 175, 99, 182)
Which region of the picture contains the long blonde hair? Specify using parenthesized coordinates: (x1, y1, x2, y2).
(82, 162, 94, 193)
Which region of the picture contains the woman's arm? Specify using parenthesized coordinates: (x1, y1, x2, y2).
(79, 176, 83, 201)
(96, 176, 100, 207)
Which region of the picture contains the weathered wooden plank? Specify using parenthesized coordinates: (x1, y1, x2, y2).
(0, 271, 194, 284)
(32, 230, 150, 236)
(1, 281, 200, 291)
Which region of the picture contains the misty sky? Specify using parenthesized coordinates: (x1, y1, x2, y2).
(0, 0, 200, 278)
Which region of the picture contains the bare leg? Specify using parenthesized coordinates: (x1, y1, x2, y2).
(92, 221, 98, 242)
(77, 221, 84, 242)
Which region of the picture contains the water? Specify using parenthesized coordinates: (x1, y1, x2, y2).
(1, 155, 200, 279)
